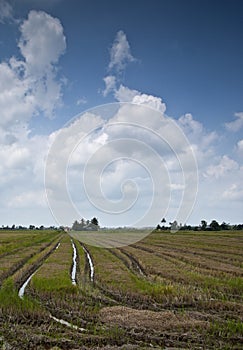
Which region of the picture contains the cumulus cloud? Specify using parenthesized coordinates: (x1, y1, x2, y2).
(44, 102, 200, 228)
(0, 0, 13, 23)
(0, 144, 30, 169)
(0, 10, 242, 227)
(225, 112, 243, 132)
(102, 31, 137, 96)
(7, 190, 46, 208)
(0, 9, 67, 224)
(222, 183, 243, 201)
(108, 30, 136, 73)
(114, 84, 167, 114)
(132, 93, 166, 114)
(205, 155, 239, 179)
(237, 139, 243, 154)
(178, 113, 218, 167)
(114, 84, 139, 102)
(102, 33, 165, 113)
(0, 61, 35, 128)
(18, 10, 66, 74)
(18, 10, 66, 117)
(0, 10, 66, 131)
(179, 114, 219, 149)
(103, 75, 117, 96)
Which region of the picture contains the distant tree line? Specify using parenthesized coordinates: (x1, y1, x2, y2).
(72, 217, 99, 231)
(0, 224, 62, 231)
(156, 218, 243, 231)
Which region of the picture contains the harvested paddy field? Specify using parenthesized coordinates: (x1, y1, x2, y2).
(0, 229, 242, 349)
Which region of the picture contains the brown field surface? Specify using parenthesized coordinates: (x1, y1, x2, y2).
(0, 229, 242, 349)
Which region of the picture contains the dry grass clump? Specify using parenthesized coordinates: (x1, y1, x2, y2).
(99, 305, 209, 332)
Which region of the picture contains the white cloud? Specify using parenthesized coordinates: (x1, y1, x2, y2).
(0, 144, 30, 169)
(0, 61, 35, 128)
(222, 183, 243, 201)
(108, 30, 136, 73)
(132, 93, 166, 114)
(7, 190, 46, 208)
(237, 139, 243, 154)
(0, 9, 67, 225)
(114, 84, 139, 102)
(103, 75, 117, 96)
(18, 10, 66, 117)
(225, 112, 243, 132)
(76, 97, 87, 106)
(0, 11, 242, 228)
(205, 155, 239, 179)
(102, 31, 136, 97)
(178, 113, 217, 149)
(19, 10, 66, 74)
(114, 84, 167, 114)
(0, 0, 13, 23)
(0, 10, 66, 130)
(44, 102, 199, 229)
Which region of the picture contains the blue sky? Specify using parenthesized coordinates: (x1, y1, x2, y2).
(0, 0, 242, 227)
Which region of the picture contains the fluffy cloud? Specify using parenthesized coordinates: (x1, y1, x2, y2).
(225, 112, 243, 132)
(177, 113, 218, 172)
(102, 30, 137, 97)
(0, 61, 35, 128)
(103, 75, 117, 96)
(0, 144, 30, 169)
(0, 9, 67, 225)
(0, 10, 66, 131)
(44, 102, 199, 228)
(222, 183, 243, 201)
(7, 190, 46, 208)
(178, 114, 217, 148)
(0, 15, 242, 228)
(205, 155, 239, 179)
(132, 93, 166, 114)
(114, 84, 166, 114)
(114, 84, 139, 102)
(19, 10, 66, 117)
(108, 30, 136, 73)
(18, 10, 66, 75)
(237, 139, 243, 154)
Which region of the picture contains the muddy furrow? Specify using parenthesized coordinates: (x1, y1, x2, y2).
(109, 248, 146, 277)
(0, 233, 61, 261)
(150, 244, 243, 276)
(79, 246, 151, 309)
(80, 243, 94, 283)
(151, 241, 243, 259)
(134, 243, 243, 277)
(118, 248, 146, 276)
(131, 244, 217, 275)
(90, 249, 164, 310)
(17, 241, 61, 296)
(96, 282, 164, 311)
(0, 234, 63, 288)
(17, 240, 88, 334)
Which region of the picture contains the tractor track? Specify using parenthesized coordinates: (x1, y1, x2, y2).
(132, 243, 243, 277)
(108, 247, 146, 277)
(17, 240, 61, 294)
(0, 234, 63, 288)
(80, 242, 94, 283)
